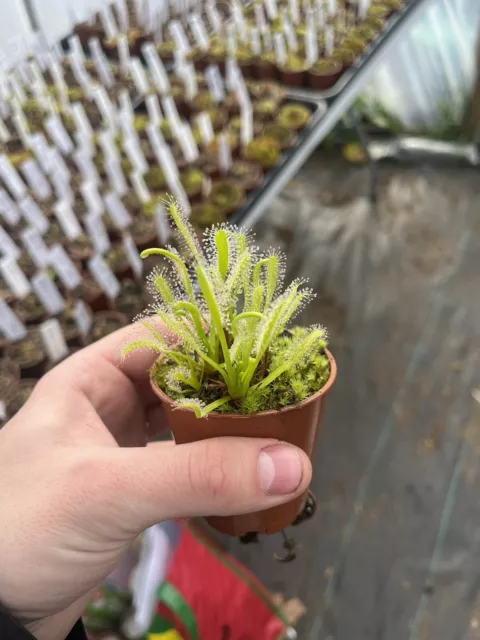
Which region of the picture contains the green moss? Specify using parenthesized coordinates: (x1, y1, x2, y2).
(243, 136, 280, 168)
(277, 103, 311, 130)
(152, 327, 330, 414)
(144, 167, 166, 190)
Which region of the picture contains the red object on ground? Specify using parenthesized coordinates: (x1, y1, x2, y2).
(156, 524, 288, 639)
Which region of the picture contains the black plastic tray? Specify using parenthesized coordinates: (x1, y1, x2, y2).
(282, 0, 420, 100)
(229, 96, 327, 225)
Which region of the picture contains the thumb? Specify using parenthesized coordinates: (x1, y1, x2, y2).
(102, 437, 312, 533)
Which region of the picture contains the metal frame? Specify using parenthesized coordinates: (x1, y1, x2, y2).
(235, 0, 436, 230)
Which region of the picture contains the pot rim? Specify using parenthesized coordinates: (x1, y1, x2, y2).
(150, 348, 337, 420)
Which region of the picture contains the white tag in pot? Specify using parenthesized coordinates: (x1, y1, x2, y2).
(0, 190, 20, 226)
(0, 154, 27, 200)
(49, 244, 82, 290)
(104, 191, 132, 230)
(31, 271, 65, 316)
(0, 299, 27, 342)
(39, 318, 69, 363)
(73, 299, 92, 338)
(0, 256, 31, 299)
(88, 254, 120, 300)
(122, 233, 143, 279)
(19, 197, 49, 234)
(21, 228, 50, 268)
(84, 213, 111, 255)
(20, 158, 52, 201)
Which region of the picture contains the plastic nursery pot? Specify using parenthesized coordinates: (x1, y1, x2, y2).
(105, 246, 134, 282)
(131, 216, 158, 253)
(69, 234, 95, 268)
(89, 311, 129, 343)
(255, 57, 279, 81)
(150, 350, 337, 536)
(276, 103, 311, 131)
(229, 160, 264, 192)
(144, 167, 166, 191)
(74, 23, 103, 48)
(307, 59, 344, 91)
(208, 180, 247, 216)
(5, 330, 47, 380)
(113, 279, 145, 321)
(278, 61, 308, 88)
(58, 306, 90, 348)
(0, 358, 20, 402)
(242, 136, 281, 170)
(180, 168, 206, 203)
(14, 293, 47, 326)
(4, 379, 38, 421)
(72, 278, 109, 313)
(263, 123, 297, 150)
(189, 203, 225, 230)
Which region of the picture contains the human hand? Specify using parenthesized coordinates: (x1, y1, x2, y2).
(0, 323, 311, 640)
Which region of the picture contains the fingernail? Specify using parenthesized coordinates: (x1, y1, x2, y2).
(258, 444, 303, 496)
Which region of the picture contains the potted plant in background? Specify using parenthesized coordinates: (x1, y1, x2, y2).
(122, 198, 337, 536)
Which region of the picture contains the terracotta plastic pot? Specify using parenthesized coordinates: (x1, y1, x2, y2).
(255, 61, 278, 81)
(151, 350, 337, 536)
(279, 68, 307, 88)
(308, 60, 344, 91)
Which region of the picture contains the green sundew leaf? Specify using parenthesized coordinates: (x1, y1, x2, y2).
(141, 248, 194, 302)
(231, 311, 264, 333)
(264, 256, 279, 310)
(142, 320, 168, 346)
(226, 251, 251, 304)
(215, 229, 229, 280)
(154, 274, 175, 305)
(176, 396, 232, 418)
(121, 340, 164, 359)
(173, 301, 209, 351)
(166, 197, 202, 263)
(252, 257, 269, 289)
(254, 328, 325, 391)
(251, 285, 264, 313)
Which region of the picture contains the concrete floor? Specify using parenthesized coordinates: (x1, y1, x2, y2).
(211, 153, 480, 640)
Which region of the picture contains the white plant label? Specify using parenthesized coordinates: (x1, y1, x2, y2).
(190, 15, 210, 51)
(19, 197, 49, 234)
(123, 137, 149, 175)
(45, 115, 74, 155)
(88, 254, 120, 300)
(241, 106, 254, 146)
(122, 233, 143, 279)
(0, 117, 10, 143)
(218, 134, 232, 174)
(30, 133, 54, 173)
(89, 38, 115, 88)
(325, 26, 334, 56)
(100, 5, 118, 39)
(283, 20, 298, 52)
(161, 97, 182, 137)
(71, 102, 93, 140)
(0, 256, 30, 299)
(206, 2, 221, 32)
(84, 214, 110, 255)
(250, 27, 262, 56)
(183, 65, 198, 101)
(142, 43, 170, 94)
(265, 0, 278, 20)
(177, 123, 199, 163)
(21, 228, 50, 268)
(196, 112, 214, 145)
(40, 318, 69, 363)
(74, 150, 99, 183)
(0, 226, 21, 259)
(316, 0, 325, 27)
(305, 26, 319, 65)
(0, 154, 26, 199)
(0, 299, 27, 341)
(54, 201, 82, 241)
(51, 171, 73, 204)
(169, 21, 190, 53)
(130, 58, 150, 95)
(254, 4, 267, 31)
(32, 272, 65, 315)
(117, 35, 131, 75)
(81, 181, 104, 215)
(105, 160, 128, 197)
(73, 299, 92, 338)
(156, 144, 179, 183)
(20, 159, 52, 201)
(11, 110, 31, 148)
(47, 148, 70, 183)
(68, 55, 91, 96)
(273, 33, 287, 67)
(104, 191, 132, 230)
(130, 171, 152, 204)
(204, 66, 225, 103)
(225, 58, 240, 91)
(93, 86, 117, 132)
(68, 35, 86, 64)
(119, 89, 134, 120)
(49, 244, 82, 290)
(0, 189, 20, 225)
(289, 0, 300, 24)
(155, 204, 170, 245)
(9, 75, 26, 104)
(146, 94, 162, 125)
(99, 130, 120, 163)
(226, 24, 237, 56)
(327, 0, 336, 15)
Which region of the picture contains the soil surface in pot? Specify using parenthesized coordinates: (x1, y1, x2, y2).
(89, 311, 128, 342)
(5, 379, 38, 420)
(0, 358, 20, 400)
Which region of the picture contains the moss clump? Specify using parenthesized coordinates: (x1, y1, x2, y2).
(189, 203, 225, 229)
(263, 123, 296, 149)
(279, 55, 308, 73)
(277, 103, 311, 130)
(254, 99, 278, 119)
(208, 180, 245, 212)
(242, 136, 281, 169)
(144, 167, 166, 190)
(180, 168, 205, 197)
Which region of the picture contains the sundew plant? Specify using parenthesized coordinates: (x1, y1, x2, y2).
(122, 197, 330, 417)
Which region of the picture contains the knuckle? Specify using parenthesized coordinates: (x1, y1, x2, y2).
(190, 440, 229, 502)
